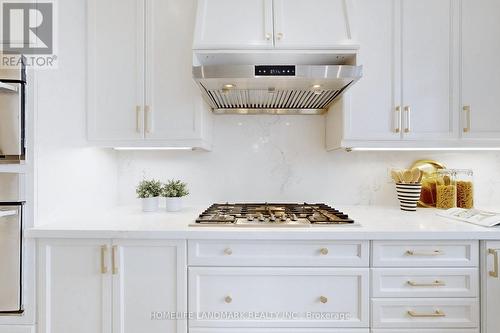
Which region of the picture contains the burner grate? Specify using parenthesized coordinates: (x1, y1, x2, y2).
(195, 203, 354, 226)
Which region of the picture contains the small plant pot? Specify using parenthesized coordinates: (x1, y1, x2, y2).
(165, 197, 184, 212)
(141, 197, 160, 212)
(396, 183, 423, 212)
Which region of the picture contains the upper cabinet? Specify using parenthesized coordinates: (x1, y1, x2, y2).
(193, 0, 357, 50)
(88, 0, 213, 150)
(193, 0, 274, 49)
(461, 0, 500, 139)
(328, 0, 464, 149)
(273, 0, 355, 49)
(399, 0, 459, 141)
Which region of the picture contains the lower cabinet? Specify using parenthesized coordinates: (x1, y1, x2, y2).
(481, 241, 500, 333)
(37, 239, 187, 333)
(189, 267, 369, 328)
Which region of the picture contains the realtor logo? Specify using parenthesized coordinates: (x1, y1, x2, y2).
(2, 1, 53, 54)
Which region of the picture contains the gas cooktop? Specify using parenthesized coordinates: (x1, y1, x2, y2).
(191, 203, 356, 227)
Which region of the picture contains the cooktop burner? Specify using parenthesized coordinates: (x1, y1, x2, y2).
(192, 203, 355, 227)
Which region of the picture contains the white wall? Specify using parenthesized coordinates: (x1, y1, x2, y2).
(117, 115, 500, 208)
(34, 0, 117, 223)
(33, 0, 500, 223)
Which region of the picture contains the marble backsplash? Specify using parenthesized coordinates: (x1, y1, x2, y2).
(116, 115, 500, 208)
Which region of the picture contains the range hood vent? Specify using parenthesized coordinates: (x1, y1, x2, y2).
(193, 62, 362, 115)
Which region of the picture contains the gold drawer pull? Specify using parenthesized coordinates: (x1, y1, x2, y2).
(407, 310, 445, 318)
(112, 245, 118, 275)
(489, 249, 499, 278)
(407, 280, 445, 287)
(224, 248, 233, 256)
(320, 248, 329, 255)
(224, 296, 232, 304)
(100, 245, 108, 274)
(406, 250, 444, 256)
(319, 296, 328, 304)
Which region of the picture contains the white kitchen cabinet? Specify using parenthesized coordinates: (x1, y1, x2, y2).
(400, 0, 459, 140)
(328, 0, 460, 149)
(339, 0, 400, 142)
(112, 239, 187, 333)
(144, 0, 212, 143)
(38, 239, 112, 333)
(481, 241, 500, 333)
(87, 0, 144, 141)
(189, 267, 369, 328)
(193, 0, 274, 49)
(38, 239, 187, 333)
(461, 0, 500, 139)
(273, 0, 355, 49)
(193, 0, 356, 50)
(88, 0, 212, 149)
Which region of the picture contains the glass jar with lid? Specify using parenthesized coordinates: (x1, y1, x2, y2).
(455, 169, 474, 209)
(435, 169, 457, 209)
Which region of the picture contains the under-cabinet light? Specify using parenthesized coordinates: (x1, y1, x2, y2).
(346, 147, 500, 152)
(113, 147, 194, 151)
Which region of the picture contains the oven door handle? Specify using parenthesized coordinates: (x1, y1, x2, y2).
(0, 82, 19, 93)
(0, 210, 18, 219)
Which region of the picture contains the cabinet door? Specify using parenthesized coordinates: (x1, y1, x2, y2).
(273, 0, 356, 49)
(343, 0, 401, 141)
(38, 239, 112, 333)
(193, 0, 274, 49)
(461, 0, 500, 138)
(144, 0, 210, 142)
(87, 0, 145, 141)
(112, 240, 187, 333)
(482, 241, 500, 333)
(400, 0, 459, 140)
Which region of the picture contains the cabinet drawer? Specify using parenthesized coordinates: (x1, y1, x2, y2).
(371, 298, 479, 329)
(0, 327, 35, 333)
(372, 241, 478, 267)
(372, 268, 478, 298)
(188, 240, 369, 266)
(189, 267, 369, 328)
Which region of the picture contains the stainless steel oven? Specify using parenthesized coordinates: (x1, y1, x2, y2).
(0, 201, 24, 314)
(0, 57, 26, 164)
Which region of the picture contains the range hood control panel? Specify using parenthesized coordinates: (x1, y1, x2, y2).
(255, 65, 295, 77)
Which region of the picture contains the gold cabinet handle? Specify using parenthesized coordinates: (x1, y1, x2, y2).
(135, 105, 141, 133)
(407, 310, 445, 318)
(319, 296, 328, 304)
(406, 250, 444, 256)
(144, 105, 151, 134)
(224, 296, 232, 304)
(395, 106, 401, 133)
(224, 248, 233, 256)
(489, 249, 499, 278)
(276, 32, 284, 40)
(320, 248, 329, 255)
(265, 33, 272, 40)
(463, 105, 471, 133)
(404, 105, 411, 133)
(112, 245, 118, 275)
(100, 245, 108, 274)
(407, 280, 445, 287)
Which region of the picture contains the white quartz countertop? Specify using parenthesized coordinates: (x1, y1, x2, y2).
(26, 205, 500, 240)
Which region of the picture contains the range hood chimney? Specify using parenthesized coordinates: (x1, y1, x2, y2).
(193, 51, 362, 115)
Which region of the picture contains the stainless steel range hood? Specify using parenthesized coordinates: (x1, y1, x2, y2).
(192, 53, 362, 115)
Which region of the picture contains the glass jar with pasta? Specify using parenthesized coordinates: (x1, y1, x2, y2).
(436, 170, 457, 209)
(455, 169, 474, 209)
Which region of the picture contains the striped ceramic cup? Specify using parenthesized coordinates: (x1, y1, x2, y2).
(395, 183, 423, 212)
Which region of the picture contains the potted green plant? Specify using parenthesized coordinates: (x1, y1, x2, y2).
(162, 179, 189, 212)
(136, 179, 162, 212)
